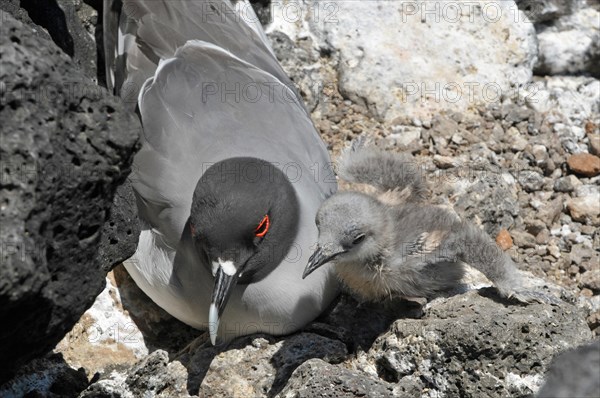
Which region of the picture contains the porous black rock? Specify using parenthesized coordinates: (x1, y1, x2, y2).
(354, 291, 592, 397)
(0, 13, 140, 381)
(279, 358, 397, 398)
(537, 339, 600, 398)
(0, 0, 100, 80)
(97, 180, 140, 273)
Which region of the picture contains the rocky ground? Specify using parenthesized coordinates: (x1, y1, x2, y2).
(1, 0, 599, 397)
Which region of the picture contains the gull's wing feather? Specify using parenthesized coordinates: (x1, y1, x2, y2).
(104, 0, 301, 107)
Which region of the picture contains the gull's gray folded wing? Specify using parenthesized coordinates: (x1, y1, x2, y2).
(104, 0, 301, 108)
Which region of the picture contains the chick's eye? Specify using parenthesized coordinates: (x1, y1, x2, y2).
(352, 234, 365, 245)
(255, 215, 270, 238)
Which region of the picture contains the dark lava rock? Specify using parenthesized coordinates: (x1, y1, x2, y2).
(79, 350, 193, 398)
(248, 0, 272, 27)
(0, 0, 53, 42)
(310, 294, 424, 352)
(0, 353, 88, 397)
(97, 180, 140, 273)
(360, 291, 592, 397)
(0, 14, 140, 381)
(515, 0, 577, 24)
(279, 358, 397, 398)
(0, 0, 100, 80)
(77, 289, 590, 398)
(537, 339, 600, 398)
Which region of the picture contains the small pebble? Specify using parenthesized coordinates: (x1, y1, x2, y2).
(588, 134, 600, 156)
(553, 175, 581, 192)
(535, 229, 550, 245)
(451, 134, 463, 145)
(432, 155, 457, 169)
(511, 230, 536, 249)
(518, 170, 544, 192)
(536, 245, 547, 256)
(567, 153, 600, 177)
(496, 229, 513, 250)
(548, 245, 561, 258)
(568, 265, 579, 275)
(567, 194, 600, 226)
(580, 270, 600, 292)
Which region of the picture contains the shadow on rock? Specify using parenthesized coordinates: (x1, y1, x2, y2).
(0, 353, 88, 398)
(265, 332, 348, 397)
(112, 265, 213, 396)
(112, 265, 204, 356)
(307, 293, 425, 353)
(537, 339, 600, 398)
(265, 293, 423, 397)
(2, 0, 103, 80)
(19, 0, 73, 56)
(172, 335, 218, 394)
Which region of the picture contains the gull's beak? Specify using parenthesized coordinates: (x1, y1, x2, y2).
(209, 260, 240, 346)
(302, 245, 344, 279)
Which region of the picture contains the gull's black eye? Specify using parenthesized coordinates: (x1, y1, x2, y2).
(352, 234, 365, 245)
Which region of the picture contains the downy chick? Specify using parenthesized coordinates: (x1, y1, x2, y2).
(303, 145, 554, 304)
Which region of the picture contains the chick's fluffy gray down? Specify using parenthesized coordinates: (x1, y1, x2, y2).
(313, 145, 554, 304)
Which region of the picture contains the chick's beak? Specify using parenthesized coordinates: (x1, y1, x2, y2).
(302, 245, 344, 279)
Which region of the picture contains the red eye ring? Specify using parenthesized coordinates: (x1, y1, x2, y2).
(255, 215, 270, 238)
(190, 223, 196, 236)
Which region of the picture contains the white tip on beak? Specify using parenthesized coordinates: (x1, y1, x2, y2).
(209, 303, 219, 345)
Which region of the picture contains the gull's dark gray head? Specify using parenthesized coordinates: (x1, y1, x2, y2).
(188, 157, 299, 344)
(303, 192, 386, 279)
